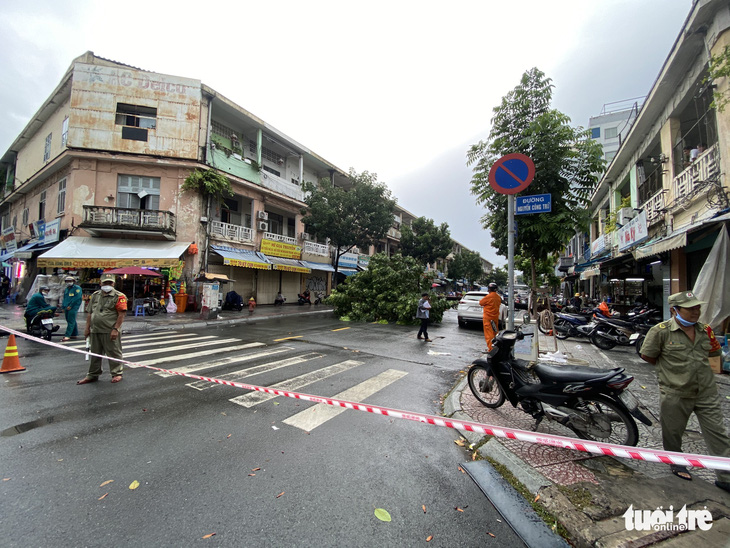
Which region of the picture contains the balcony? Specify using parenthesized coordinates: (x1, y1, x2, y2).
(671, 143, 719, 210)
(641, 188, 665, 226)
(387, 227, 402, 239)
(210, 220, 254, 244)
(263, 232, 297, 246)
(304, 241, 329, 257)
(557, 256, 574, 272)
(80, 206, 176, 240)
(260, 171, 306, 202)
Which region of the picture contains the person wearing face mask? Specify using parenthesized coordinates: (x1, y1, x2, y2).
(641, 291, 730, 493)
(61, 276, 82, 342)
(78, 273, 128, 385)
(24, 284, 56, 330)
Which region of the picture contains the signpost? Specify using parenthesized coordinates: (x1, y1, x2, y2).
(488, 153, 535, 330)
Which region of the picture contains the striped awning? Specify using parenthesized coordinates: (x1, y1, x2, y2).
(211, 245, 271, 270)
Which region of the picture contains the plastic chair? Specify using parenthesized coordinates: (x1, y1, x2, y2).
(134, 304, 145, 317)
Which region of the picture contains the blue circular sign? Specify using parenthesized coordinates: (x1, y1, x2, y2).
(488, 153, 535, 195)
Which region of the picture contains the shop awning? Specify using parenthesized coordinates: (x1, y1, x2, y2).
(37, 237, 191, 268)
(265, 256, 311, 274)
(633, 232, 687, 260)
(0, 241, 46, 263)
(194, 272, 235, 283)
(211, 245, 271, 270)
(580, 266, 602, 280)
(300, 260, 335, 272)
(338, 268, 358, 277)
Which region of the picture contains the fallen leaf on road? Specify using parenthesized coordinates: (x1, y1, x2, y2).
(641, 385, 646, 389)
(534, 494, 540, 502)
(472, 451, 478, 461)
(276, 491, 285, 498)
(374, 508, 391, 522)
(252, 467, 260, 471)
(3, 478, 10, 481)
(454, 439, 465, 447)
(57, 459, 63, 462)
(457, 466, 465, 474)
(422, 505, 426, 513)
(248, 473, 256, 477)
(426, 535, 433, 542)
(202, 533, 216, 539)
(227, 434, 231, 438)
(273, 402, 280, 405)
(98, 493, 108, 500)
(272, 426, 279, 430)
(100, 480, 114, 487)
(487, 532, 495, 538)
(496, 519, 502, 523)
(455, 507, 464, 512)
(129, 480, 140, 490)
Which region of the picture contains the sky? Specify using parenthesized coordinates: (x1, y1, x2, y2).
(0, 0, 692, 268)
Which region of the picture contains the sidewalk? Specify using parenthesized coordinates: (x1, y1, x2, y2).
(444, 330, 730, 548)
(0, 301, 335, 335)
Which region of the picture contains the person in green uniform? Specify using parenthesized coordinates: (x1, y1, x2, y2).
(61, 275, 82, 341)
(24, 285, 56, 330)
(77, 273, 128, 385)
(640, 290, 730, 493)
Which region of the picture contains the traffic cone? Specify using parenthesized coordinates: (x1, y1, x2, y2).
(0, 334, 26, 373)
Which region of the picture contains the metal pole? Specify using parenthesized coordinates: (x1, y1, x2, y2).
(507, 195, 515, 330)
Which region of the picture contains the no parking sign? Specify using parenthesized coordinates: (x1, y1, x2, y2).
(488, 153, 535, 195)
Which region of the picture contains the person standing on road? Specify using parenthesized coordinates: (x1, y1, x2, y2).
(640, 290, 730, 493)
(479, 282, 501, 351)
(78, 273, 127, 385)
(61, 275, 82, 341)
(416, 293, 432, 342)
(248, 296, 257, 316)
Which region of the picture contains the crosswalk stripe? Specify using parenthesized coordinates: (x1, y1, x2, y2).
(123, 335, 215, 350)
(150, 343, 281, 373)
(282, 369, 408, 431)
(64, 333, 201, 348)
(124, 338, 241, 358)
(185, 352, 325, 391)
(229, 359, 364, 408)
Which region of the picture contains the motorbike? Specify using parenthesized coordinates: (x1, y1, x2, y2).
(222, 291, 244, 311)
(467, 329, 651, 446)
(590, 309, 658, 353)
(313, 292, 325, 305)
(549, 312, 596, 340)
(27, 309, 60, 341)
(297, 291, 312, 305)
(142, 296, 167, 315)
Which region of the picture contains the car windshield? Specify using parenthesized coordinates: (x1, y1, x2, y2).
(463, 294, 485, 301)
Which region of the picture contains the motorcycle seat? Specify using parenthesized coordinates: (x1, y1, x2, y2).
(534, 363, 623, 384)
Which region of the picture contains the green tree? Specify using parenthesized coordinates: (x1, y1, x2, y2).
(327, 253, 451, 323)
(399, 216, 452, 266)
(467, 68, 604, 292)
(707, 44, 730, 112)
(489, 266, 509, 288)
(301, 169, 396, 286)
(447, 250, 484, 288)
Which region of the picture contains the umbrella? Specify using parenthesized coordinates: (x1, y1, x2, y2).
(104, 266, 162, 302)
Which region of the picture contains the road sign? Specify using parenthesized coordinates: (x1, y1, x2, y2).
(488, 153, 535, 195)
(515, 193, 551, 215)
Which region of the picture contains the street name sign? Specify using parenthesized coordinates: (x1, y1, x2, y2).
(515, 193, 551, 215)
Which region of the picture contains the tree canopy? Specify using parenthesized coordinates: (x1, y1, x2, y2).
(399, 216, 452, 266)
(447, 250, 484, 288)
(466, 68, 604, 289)
(301, 169, 396, 283)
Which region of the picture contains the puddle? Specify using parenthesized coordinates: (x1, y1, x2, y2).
(1, 416, 54, 437)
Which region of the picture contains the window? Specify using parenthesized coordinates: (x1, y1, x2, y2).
(590, 127, 600, 139)
(44, 133, 52, 162)
(39, 190, 46, 220)
(61, 117, 69, 147)
(11, 216, 17, 231)
(263, 166, 281, 177)
(57, 179, 67, 214)
(22, 208, 29, 226)
(605, 151, 616, 162)
(605, 127, 618, 139)
(116, 103, 157, 142)
(116, 175, 161, 210)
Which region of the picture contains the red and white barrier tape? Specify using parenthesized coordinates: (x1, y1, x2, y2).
(4, 325, 730, 472)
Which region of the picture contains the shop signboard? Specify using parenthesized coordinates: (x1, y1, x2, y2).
(2, 226, 17, 254)
(42, 218, 61, 244)
(618, 211, 648, 252)
(261, 238, 302, 259)
(37, 257, 183, 268)
(358, 254, 370, 269)
(590, 234, 607, 257)
(222, 257, 271, 270)
(337, 252, 358, 269)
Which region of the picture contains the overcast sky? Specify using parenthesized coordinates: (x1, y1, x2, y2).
(1, 0, 691, 267)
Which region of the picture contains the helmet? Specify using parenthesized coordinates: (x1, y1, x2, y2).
(575, 293, 580, 297)
(488, 282, 498, 292)
(65, 276, 75, 282)
(40, 285, 50, 292)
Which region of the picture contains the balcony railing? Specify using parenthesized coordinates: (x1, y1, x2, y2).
(260, 171, 306, 201)
(210, 220, 254, 243)
(642, 188, 665, 226)
(304, 241, 329, 257)
(672, 143, 719, 207)
(263, 232, 297, 246)
(81, 206, 176, 235)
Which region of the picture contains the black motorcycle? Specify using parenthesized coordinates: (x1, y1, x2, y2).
(27, 309, 60, 341)
(590, 309, 658, 353)
(297, 291, 312, 305)
(222, 291, 244, 311)
(467, 329, 651, 446)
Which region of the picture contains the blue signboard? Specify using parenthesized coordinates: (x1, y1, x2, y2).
(515, 194, 551, 215)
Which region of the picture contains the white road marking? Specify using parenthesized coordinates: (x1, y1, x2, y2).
(282, 369, 407, 431)
(124, 338, 241, 358)
(150, 344, 284, 373)
(64, 333, 202, 348)
(229, 359, 364, 408)
(185, 352, 325, 390)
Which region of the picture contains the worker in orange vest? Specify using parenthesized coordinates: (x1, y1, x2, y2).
(479, 283, 502, 351)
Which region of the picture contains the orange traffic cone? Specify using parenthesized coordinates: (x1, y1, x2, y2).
(0, 334, 26, 373)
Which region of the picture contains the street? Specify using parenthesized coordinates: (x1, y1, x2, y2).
(0, 311, 523, 547)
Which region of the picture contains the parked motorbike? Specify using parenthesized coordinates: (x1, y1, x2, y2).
(297, 291, 312, 305)
(550, 312, 597, 340)
(313, 292, 325, 305)
(27, 310, 60, 341)
(590, 309, 658, 352)
(467, 329, 651, 446)
(222, 291, 244, 311)
(142, 296, 167, 315)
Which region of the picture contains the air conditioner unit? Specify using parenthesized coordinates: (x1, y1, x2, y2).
(257, 211, 268, 220)
(258, 221, 269, 231)
(617, 207, 637, 225)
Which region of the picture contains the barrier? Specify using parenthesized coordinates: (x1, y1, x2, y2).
(3, 324, 730, 472)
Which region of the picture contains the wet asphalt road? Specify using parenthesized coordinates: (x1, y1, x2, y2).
(0, 310, 525, 548)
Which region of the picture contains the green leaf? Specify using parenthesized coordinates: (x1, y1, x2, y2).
(374, 508, 392, 522)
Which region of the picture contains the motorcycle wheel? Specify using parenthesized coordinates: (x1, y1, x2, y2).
(635, 334, 645, 356)
(467, 365, 505, 408)
(43, 330, 52, 341)
(568, 395, 639, 446)
(553, 318, 570, 340)
(147, 308, 158, 316)
(590, 326, 617, 350)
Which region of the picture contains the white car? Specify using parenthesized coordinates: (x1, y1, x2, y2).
(457, 291, 487, 327)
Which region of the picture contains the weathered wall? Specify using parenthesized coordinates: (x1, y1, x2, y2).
(15, 98, 71, 183)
